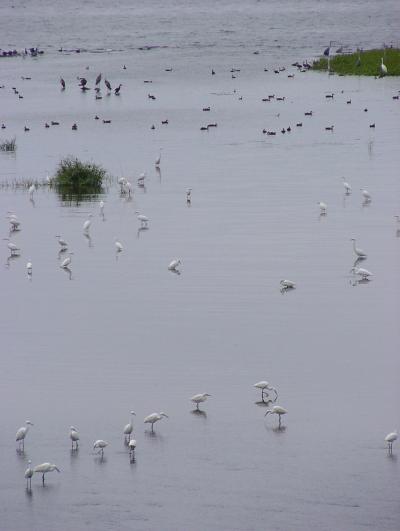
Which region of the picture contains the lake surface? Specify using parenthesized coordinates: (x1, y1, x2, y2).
(0, 1, 399, 530)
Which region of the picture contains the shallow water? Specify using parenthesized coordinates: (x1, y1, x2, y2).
(0, 1, 400, 530)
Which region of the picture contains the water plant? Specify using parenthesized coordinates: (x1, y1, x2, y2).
(0, 137, 17, 152)
(54, 157, 106, 196)
(312, 48, 400, 76)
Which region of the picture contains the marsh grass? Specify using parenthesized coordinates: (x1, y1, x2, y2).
(0, 137, 17, 152)
(312, 48, 400, 76)
(55, 157, 106, 195)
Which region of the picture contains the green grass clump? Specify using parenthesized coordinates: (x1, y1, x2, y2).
(54, 157, 106, 195)
(312, 48, 400, 76)
(0, 137, 17, 151)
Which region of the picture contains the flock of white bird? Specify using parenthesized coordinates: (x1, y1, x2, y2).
(16, 377, 397, 490)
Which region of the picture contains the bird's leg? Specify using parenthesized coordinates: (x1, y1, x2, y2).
(278, 415, 281, 428)
(42, 474, 45, 485)
(196, 403, 199, 410)
(151, 424, 154, 432)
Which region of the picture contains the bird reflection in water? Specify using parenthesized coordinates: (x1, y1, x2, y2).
(83, 232, 93, 247)
(191, 409, 207, 418)
(137, 226, 149, 239)
(156, 166, 161, 182)
(5, 254, 20, 269)
(62, 267, 73, 280)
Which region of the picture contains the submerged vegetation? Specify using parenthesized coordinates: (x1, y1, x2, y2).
(0, 137, 17, 152)
(312, 48, 400, 76)
(54, 157, 106, 198)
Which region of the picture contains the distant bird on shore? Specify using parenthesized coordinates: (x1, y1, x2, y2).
(114, 84, 122, 95)
(168, 259, 181, 272)
(60, 77, 66, 90)
(95, 73, 102, 86)
(104, 79, 112, 92)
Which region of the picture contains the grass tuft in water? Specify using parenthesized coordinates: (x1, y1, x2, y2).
(54, 157, 106, 195)
(312, 48, 400, 76)
(0, 137, 17, 152)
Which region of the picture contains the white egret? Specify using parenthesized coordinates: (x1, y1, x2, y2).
(385, 431, 397, 453)
(350, 267, 373, 280)
(24, 460, 34, 489)
(155, 150, 161, 167)
(123, 411, 136, 441)
(115, 239, 123, 253)
(360, 189, 371, 202)
(144, 412, 168, 432)
(26, 260, 32, 275)
(4, 238, 20, 255)
(350, 238, 367, 258)
(28, 184, 35, 199)
(168, 259, 181, 271)
(342, 178, 352, 194)
(264, 405, 287, 427)
(128, 438, 137, 457)
(318, 201, 327, 214)
(60, 252, 73, 268)
(33, 463, 60, 485)
(137, 172, 146, 185)
(118, 177, 127, 193)
(16, 420, 33, 450)
(8, 214, 21, 231)
(70, 426, 79, 449)
(125, 181, 132, 196)
(93, 439, 108, 456)
(136, 212, 149, 227)
(55, 235, 68, 249)
(254, 381, 278, 402)
(380, 57, 387, 76)
(190, 393, 211, 410)
(99, 200, 105, 214)
(280, 279, 296, 290)
(83, 214, 93, 233)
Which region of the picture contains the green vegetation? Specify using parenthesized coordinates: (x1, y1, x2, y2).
(54, 157, 106, 196)
(0, 137, 17, 152)
(312, 48, 400, 76)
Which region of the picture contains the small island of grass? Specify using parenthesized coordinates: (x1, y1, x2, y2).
(54, 157, 106, 198)
(312, 48, 400, 76)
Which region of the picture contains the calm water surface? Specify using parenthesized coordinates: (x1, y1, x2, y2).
(0, 1, 399, 530)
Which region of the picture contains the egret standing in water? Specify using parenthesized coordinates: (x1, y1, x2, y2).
(254, 381, 278, 402)
(115, 238, 123, 253)
(33, 463, 60, 485)
(264, 405, 287, 427)
(16, 420, 34, 450)
(93, 440, 108, 456)
(26, 260, 32, 275)
(28, 184, 35, 200)
(4, 238, 20, 256)
(136, 212, 149, 228)
(123, 411, 136, 442)
(99, 200, 105, 216)
(55, 235, 68, 249)
(360, 189, 371, 202)
(168, 259, 181, 272)
(24, 460, 33, 489)
(128, 438, 137, 458)
(60, 252, 73, 269)
(350, 267, 373, 280)
(318, 202, 327, 215)
(70, 426, 79, 450)
(350, 238, 367, 258)
(280, 279, 296, 291)
(190, 393, 211, 410)
(83, 214, 93, 234)
(144, 412, 168, 432)
(385, 431, 397, 454)
(155, 149, 162, 167)
(342, 178, 352, 194)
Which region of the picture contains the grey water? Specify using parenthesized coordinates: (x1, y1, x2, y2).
(0, 1, 400, 530)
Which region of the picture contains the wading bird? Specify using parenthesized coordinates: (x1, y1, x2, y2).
(70, 426, 79, 449)
(128, 438, 137, 457)
(144, 412, 168, 432)
(254, 381, 278, 402)
(342, 177, 352, 194)
(264, 405, 287, 427)
(350, 238, 367, 258)
(380, 57, 387, 76)
(16, 421, 33, 450)
(24, 460, 33, 489)
(33, 463, 60, 485)
(360, 189, 371, 202)
(55, 235, 68, 249)
(350, 267, 373, 280)
(190, 393, 211, 410)
(168, 259, 181, 272)
(83, 214, 93, 233)
(93, 440, 108, 456)
(280, 279, 296, 290)
(115, 239, 123, 253)
(136, 212, 149, 227)
(155, 150, 161, 167)
(60, 77, 66, 90)
(318, 201, 327, 214)
(26, 260, 32, 275)
(385, 431, 397, 453)
(60, 252, 73, 268)
(123, 411, 136, 441)
(4, 238, 20, 255)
